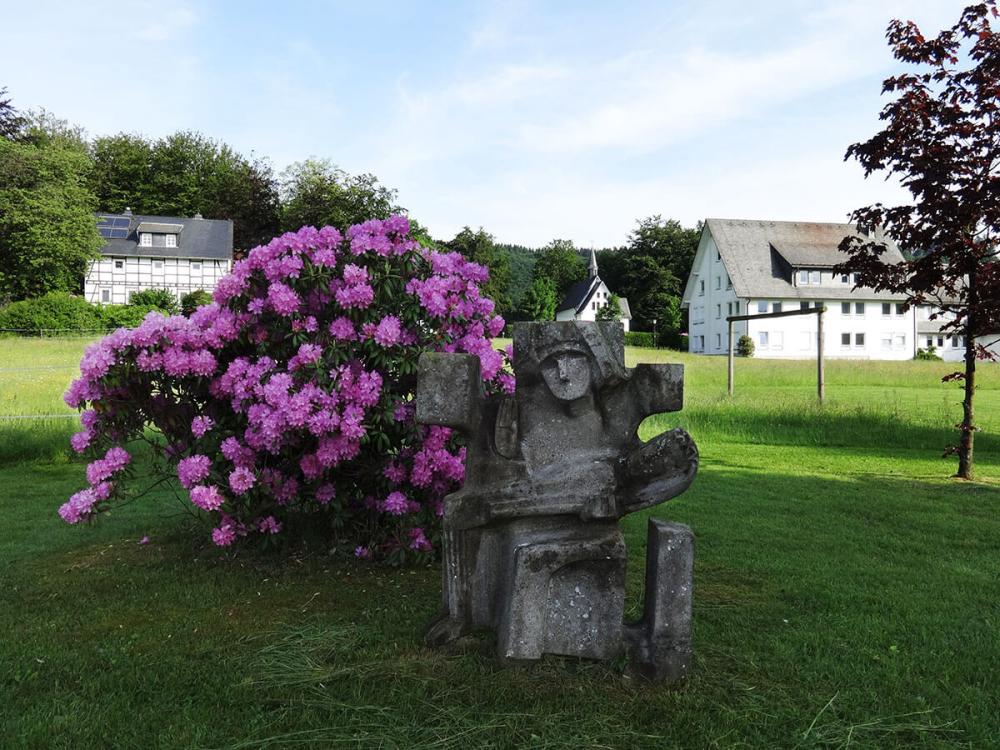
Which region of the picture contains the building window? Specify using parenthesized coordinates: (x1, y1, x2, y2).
(798, 270, 809, 284)
(114, 260, 124, 269)
(716, 304, 721, 319)
(715, 276, 721, 290)
(140, 233, 152, 247)
(841, 302, 851, 315)
(881, 333, 892, 348)
(698, 336, 705, 350)
(855, 333, 865, 346)
(841, 333, 851, 346)
(759, 331, 769, 347)
(716, 250, 721, 261)
(101, 289, 110, 303)
(895, 335, 906, 348)
(592, 302, 596, 310)
(926, 336, 933, 347)
(882, 303, 891, 316)
(153, 260, 163, 270)
(757, 301, 768, 313)
(773, 302, 783, 313)
(698, 280, 705, 296)
(951, 336, 960, 348)
(895, 303, 905, 315)
(725, 275, 732, 289)
(727, 302, 733, 315)
(191, 261, 202, 271)
(715, 333, 721, 348)
(734, 302, 740, 314)
(855, 302, 865, 315)
(800, 302, 810, 311)
(166, 234, 177, 248)
(937, 336, 945, 347)
(811, 271, 820, 284)
(841, 273, 850, 283)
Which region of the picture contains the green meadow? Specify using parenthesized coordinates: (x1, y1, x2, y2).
(1, 337, 998, 749)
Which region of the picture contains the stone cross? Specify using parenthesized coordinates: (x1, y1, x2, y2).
(416, 321, 699, 682)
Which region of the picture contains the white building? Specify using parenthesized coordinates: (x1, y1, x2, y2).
(84, 211, 233, 305)
(682, 218, 923, 360)
(555, 248, 632, 331)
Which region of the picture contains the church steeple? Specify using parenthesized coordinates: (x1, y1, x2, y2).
(588, 246, 599, 279)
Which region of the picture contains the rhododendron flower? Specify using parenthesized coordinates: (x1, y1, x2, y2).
(70, 430, 92, 453)
(191, 416, 214, 437)
(383, 491, 409, 515)
(258, 516, 282, 534)
(408, 527, 432, 551)
(229, 467, 255, 494)
(177, 455, 211, 489)
(212, 523, 237, 547)
(373, 315, 401, 347)
(190, 484, 225, 511)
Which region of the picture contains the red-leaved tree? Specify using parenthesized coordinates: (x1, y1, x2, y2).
(838, 1, 1000, 480)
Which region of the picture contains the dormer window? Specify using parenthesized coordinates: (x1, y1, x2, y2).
(165, 234, 177, 248)
(140, 233, 152, 247)
(798, 269, 821, 285)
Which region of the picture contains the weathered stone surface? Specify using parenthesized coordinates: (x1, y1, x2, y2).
(416, 321, 699, 683)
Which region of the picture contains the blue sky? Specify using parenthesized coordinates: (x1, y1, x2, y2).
(0, 0, 971, 246)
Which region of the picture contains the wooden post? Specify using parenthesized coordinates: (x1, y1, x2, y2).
(817, 307, 825, 402)
(727, 319, 734, 396)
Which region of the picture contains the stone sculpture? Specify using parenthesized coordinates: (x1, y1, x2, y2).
(416, 321, 699, 683)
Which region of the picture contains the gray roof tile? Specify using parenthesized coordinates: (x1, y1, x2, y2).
(97, 213, 233, 260)
(697, 218, 909, 302)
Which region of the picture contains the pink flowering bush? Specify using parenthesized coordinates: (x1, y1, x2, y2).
(61, 217, 509, 561)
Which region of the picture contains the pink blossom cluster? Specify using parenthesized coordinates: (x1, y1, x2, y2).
(61, 217, 510, 560)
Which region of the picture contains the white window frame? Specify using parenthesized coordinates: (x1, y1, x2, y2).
(165, 234, 177, 248)
(140, 233, 152, 247)
(100, 289, 111, 303)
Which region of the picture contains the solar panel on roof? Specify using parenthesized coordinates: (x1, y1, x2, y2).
(98, 227, 113, 238)
(97, 217, 113, 226)
(112, 218, 130, 228)
(109, 228, 128, 239)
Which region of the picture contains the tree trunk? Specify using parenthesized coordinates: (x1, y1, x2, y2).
(957, 318, 976, 480)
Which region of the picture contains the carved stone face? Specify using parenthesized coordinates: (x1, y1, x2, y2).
(540, 350, 591, 402)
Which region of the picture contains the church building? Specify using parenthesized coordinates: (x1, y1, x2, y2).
(555, 248, 632, 331)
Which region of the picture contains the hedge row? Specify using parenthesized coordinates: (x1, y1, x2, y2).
(0, 290, 207, 335)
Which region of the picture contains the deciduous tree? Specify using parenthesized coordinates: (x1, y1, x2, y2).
(280, 158, 401, 233)
(532, 239, 586, 299)
(0, 137, 102, 301)
(837, 1, 1000, 479)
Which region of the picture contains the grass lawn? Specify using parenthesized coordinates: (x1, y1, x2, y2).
(1, 338, 998, 748)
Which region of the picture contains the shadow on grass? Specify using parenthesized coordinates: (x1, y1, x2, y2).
(643, 401, 998, 461)
(0, 420, 77, 466)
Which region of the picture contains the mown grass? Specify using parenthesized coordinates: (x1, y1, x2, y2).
(1, 339, 998, 749)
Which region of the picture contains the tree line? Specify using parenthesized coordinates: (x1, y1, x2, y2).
(0, 86, 702, 340)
